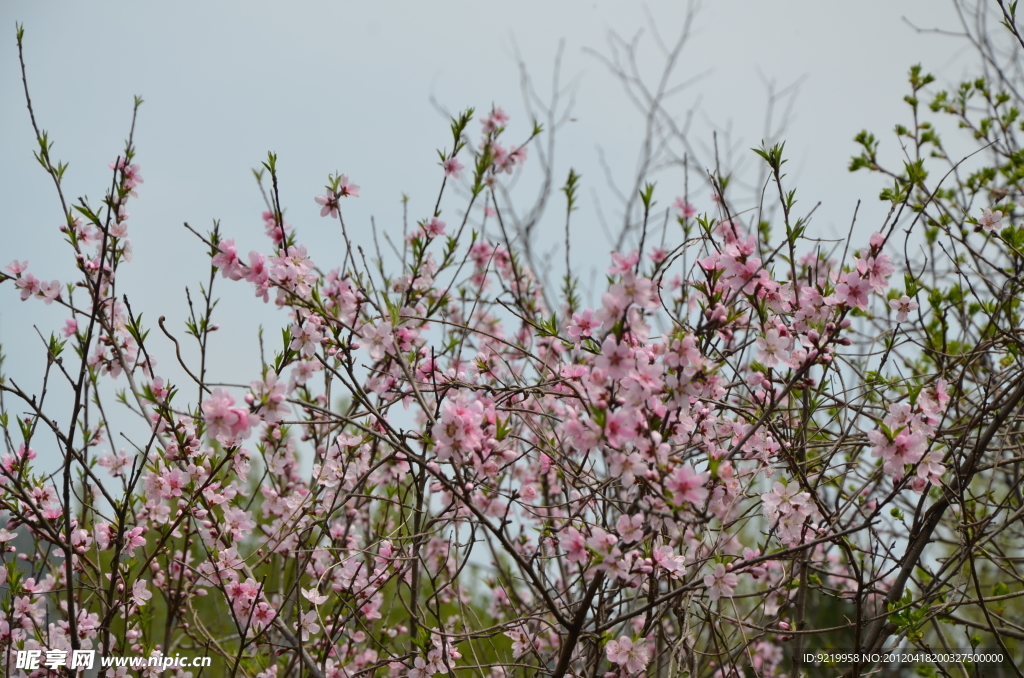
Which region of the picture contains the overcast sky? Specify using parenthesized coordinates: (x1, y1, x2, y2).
(0, 0, 994, 465)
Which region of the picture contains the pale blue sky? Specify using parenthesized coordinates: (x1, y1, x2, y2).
(0, 0, 987, 465)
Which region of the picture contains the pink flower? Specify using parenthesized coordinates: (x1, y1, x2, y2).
(409, 656, 433, 678)
(832, 271, 872, 310)
(360, 320, 395, 361)
(616, 514, 644, 544)
(95, 523, 114, 550)
(652, 544, 686, 575)
(761, 480, 813, 521)
(97, 449, 132, 477)
(856, 252, 894, 291)
(868, 428, 927, 479)
(562, 414, 601, 452)
(244, 251, 270, 301)
(595, 337, 634, 380)
(559, 526, 589, 565)
(755, 328, 791, 368)
(4, 260, 28, 276)
(290, 315, 324, 359)
(741, 547, 767, 579)
(434, 396, 485, 461)
(608, 250, 640, 275)
(603, 408, 638, 448)
(423, 217, 446, 237)
(606, 636, 649, 674)
(934, 378, 951, 410)
(442, 157, 464, 178)
(223, 506, 256, 541)
(567, 309, 602, 346)
(610, 271, 657, 309)
(252, 602, 276, 629)
(673, 196, 697, 218)
(337, 174, 360, 198)
(202, 389, 258, 444)
(124, 526, 147, 556)
(132, 579, 152, 607)
(703, 563, 738, 601)
(979, 208, 1003, 233)
(915, 448, 945, 488)
(481, 107, 510, 134)
(666, 465, 709, 506)
(15, 271, 40, 300)
(723, 256, 766, 294)
(302, 588, 328, 606)
(297, 610, 319, 641)
(315, 192, 340, 218)
(38, 280, 61, 305)
(315, 176, 359, 217)
(212, 239, 245, 280)
(506, 626, 536, 659)
(262, 211, 291, 245)
(586, 527, 618, 558)
(109, 158, 144, 194)
(889, 294, 918, 322)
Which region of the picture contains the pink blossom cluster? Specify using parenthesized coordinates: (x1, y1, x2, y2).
(3, 97, 1000, 678)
